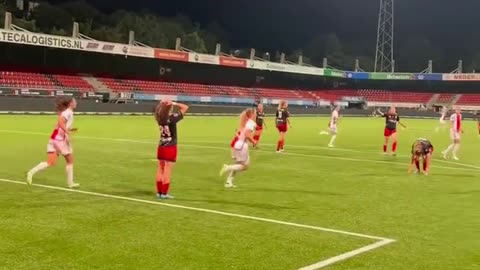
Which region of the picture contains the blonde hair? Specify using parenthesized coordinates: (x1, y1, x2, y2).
(239, 108, 255, 128)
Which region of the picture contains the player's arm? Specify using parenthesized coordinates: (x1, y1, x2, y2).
(397, 116, 407, 128)
(286, 112, 292, 127)
(376, 109, 385, 116)
(173, 102, 189, 115)
(57, 115, 69, 135)
(245, 129, 255, 144)
(408, 154, 416, 174)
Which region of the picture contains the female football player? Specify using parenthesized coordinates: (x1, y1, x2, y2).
(276, 100, 291, 153)
(27, 97, 79, 188)
(154, 99, 189, 199)
(408, 138, 434, 175)
(220, 108, 256, 188)
(377, 106, 406, 155)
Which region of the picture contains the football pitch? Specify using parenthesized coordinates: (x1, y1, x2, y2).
(1, 114, 480, 270)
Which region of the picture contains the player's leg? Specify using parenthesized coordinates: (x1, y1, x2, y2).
(328, 127, 337, 147)
(156, 160, 165, 196)
(159, 161, 175, 199)
(63, 153, 78, 188)
(383, 136, 389, 154)
(27, 152, 58, 185)
(423, 154, 431, 175)
(221, 147, 249, 188)
(391, 132, 398, 155)
(277, 131, 285, 152)
(452, 137, 460, 160)
(442, 131, 456, 159)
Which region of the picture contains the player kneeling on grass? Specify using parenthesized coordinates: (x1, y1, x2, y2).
(408, 138, 434, 175)
(27, 97, 80, 188)
(220, 108, 256, 188)
(154, 99, 189, 199)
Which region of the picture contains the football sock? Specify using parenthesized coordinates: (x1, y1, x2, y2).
(415, 160, 420, 171)
(161, 182, 170, 195)
(66, 164, 74, 186)
(383, 145, 387, 152)
(392, 142, 398, 152)
(329, 135, 337, 145)
(30, 161, 49, 175)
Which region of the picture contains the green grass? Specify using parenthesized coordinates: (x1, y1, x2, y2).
(1, 115, 480, 270)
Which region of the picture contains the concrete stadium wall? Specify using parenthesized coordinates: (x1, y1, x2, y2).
(2, 96, 472, 119)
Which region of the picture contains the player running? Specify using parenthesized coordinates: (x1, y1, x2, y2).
(253, 103, 267, 148)
(442, 108, 462, 160)
(435, 106, 448, 132)
(27, 97, 79, 188)
(154, 99, 189, 199)
(327, 106, 340, 147)
(408, 138, 434, 175)
(276, 100, 291, 153)
(377, 106, 406, 156)
(220, 108, 256, 188)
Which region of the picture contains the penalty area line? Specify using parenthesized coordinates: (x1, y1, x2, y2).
(0, 178, 396, 270)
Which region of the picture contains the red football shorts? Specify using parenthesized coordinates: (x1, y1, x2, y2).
(277, 124, 288, 133)
(384, 128, 397, 137)
(157, 145, 178, 162)
(255, 125, 263, 131)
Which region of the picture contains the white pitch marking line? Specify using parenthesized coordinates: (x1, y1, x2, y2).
(298, 238, 395, 270)
(1, 129, 479, 172)
(0, 178, 395, 270)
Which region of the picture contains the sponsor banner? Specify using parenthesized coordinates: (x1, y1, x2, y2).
(56, 90, 74, 96)
(369, 73, 414, 80)
(298, 66, 324, 76)
(265, 62, 288, 72)
(324, 69, 346, 78)
(20, 89, 43, 95)
(189, 53, 220, 65)
(154, 49, 189, 62)
(248, 60, 267, 70)
(0, 29, 85, 50)
(118, 45, 154, 58)
(414, 73, 443, 81)
(345, 72, 369, 80)
(442, 73, 480, 81)
(219, 56, 247, 68)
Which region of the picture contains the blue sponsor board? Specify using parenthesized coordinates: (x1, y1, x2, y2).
(133, 93, 156, 100)
(345, 72, 369, 80)
(414, 73, 442, 81)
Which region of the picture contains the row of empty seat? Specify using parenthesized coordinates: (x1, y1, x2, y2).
(1, 71, 479, 105)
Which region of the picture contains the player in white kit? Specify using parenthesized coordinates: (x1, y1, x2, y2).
(441, 108, 462, 160)
(327, 107, 340, 147)
(219, 108, 256, 188)
(435, 106, 448, 132)
(27, 97, 80, 188)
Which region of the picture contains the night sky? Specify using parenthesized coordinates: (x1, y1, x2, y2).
(49, 0, 480, 53)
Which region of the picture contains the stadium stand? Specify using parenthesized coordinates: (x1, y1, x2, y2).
(2, 71, 478, 107)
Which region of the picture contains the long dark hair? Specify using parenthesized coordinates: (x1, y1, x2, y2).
(154, 102, 173, 125)
(55, 97, 73, 113)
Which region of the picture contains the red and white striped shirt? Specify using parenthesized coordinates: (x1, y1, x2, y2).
(450, 113, 462, 132)
(50, 109, 74, 141)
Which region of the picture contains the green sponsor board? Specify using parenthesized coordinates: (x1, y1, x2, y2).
(369, 73, 414, 80)
(324, 69, 345, 78)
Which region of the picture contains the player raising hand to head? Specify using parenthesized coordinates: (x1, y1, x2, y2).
(154, 99, 189, 199)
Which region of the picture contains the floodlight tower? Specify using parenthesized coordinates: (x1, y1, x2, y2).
(374, 0, 394, 72)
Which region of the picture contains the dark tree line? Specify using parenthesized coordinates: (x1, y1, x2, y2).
(0, 0, 479, 73)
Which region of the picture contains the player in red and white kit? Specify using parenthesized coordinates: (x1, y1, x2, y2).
(220, 108, 256, 188)
(27, 97, 79, 188)
(253, 103, 266, 148)
(327, 107, 340, 147)
(442, 108, 462, 160)
(377, 106, 406, 155)
(154, 100, 189, 199)
(276, 100, 291, 153)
